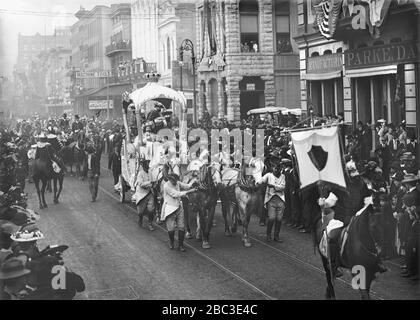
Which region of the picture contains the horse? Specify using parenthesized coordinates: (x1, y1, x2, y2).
(60, 134, 76, 175)
(314, 197, 386, 300)
(183, 162, 221, 249)
(217, 158, 265, 247)
(32, 145, 65, 209)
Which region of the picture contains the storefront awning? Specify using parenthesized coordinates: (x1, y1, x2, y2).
(345, 65, 397, 78)
(302, 70, 342, 81)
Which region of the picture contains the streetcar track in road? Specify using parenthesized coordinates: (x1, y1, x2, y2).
(99, 163, 385, 300)
(98, 185, 275, 300)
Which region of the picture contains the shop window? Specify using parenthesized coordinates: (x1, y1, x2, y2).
(240, 0, 259, 53)
(323, 49, 332, 55)
(275, 0, 292, 53)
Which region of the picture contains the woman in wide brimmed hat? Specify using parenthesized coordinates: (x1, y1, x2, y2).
(401, 173, 420, 185)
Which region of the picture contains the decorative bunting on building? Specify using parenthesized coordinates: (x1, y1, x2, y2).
(314, 0, 343, 39)
(342, 0, 355, 15)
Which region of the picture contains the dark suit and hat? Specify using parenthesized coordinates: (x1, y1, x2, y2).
(86, 145, 100, 202)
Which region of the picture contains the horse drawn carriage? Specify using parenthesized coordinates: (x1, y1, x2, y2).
(118, 82, 187, 204)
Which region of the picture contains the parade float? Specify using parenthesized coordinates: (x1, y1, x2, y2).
(119, 77, 187, 203)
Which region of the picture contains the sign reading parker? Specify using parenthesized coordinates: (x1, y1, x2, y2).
(291, 126, 346, 189)
(345, 41, 419, 69)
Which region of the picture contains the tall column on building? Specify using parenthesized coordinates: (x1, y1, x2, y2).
(225, 0, 240, 122)
(217, 80, 225, 118)
(198, 82, 205, 120)
(299, 48, 308, 116)
(404, 63, 417, 127)
(259, 0, 275, 108)
(226, 76, 241, 122)
(261, 76, 275, 108)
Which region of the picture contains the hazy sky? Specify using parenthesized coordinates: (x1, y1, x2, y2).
(0, 0, 120, 76)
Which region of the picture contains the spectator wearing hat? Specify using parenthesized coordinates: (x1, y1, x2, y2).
(85, 144, 100, 202)
(404, 205, 419, 280)
(400, 174, 420, 278)
(0, 255, 31, 300)
(71, 115, 83, 132)
(161, 174, 196, 251)
(354, 121, 371, 161)
(108, 144, 121, 188)
(375, 135, 392, 182)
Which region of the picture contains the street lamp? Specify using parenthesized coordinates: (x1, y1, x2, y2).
(179, 39, 196, 123)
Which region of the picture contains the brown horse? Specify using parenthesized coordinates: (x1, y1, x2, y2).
(184, 163, 220, 249)
(314, 196, 386, 300)
(32, 145, 64, 209)
(217, 158, 265, 247)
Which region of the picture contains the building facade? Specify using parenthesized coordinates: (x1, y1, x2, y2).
(44, 47, 73, 116)
(295, 0, 419, 153)
(16, 27, 71, 73)
(106, 3, 132, 74)
(196, 0, 300, 123)
(131, 0, 196, 119)
(14, 27, 71, 115)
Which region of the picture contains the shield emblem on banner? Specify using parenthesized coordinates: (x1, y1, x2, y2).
(307, 145, 328, 171)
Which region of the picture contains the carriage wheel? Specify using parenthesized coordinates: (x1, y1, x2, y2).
(119, 176, 126, 203)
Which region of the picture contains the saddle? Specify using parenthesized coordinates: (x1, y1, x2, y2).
(319, 214, 347, 260)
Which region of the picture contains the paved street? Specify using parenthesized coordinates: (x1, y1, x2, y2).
(27, 157, 419, 300)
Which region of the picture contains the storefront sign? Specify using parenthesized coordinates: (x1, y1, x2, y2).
(246, 83, 256, 91)
(345, 41, 419, 69)
(89, 100, 114, 110)
(307, 53, 342, 74)
(76, 71, 112, 78)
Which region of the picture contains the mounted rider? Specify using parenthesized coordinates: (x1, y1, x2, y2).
(71, 115, 84, 132)
(59, 113, 70, 133)
(35, 132, 66, 174)
(318, 165, 387, 277)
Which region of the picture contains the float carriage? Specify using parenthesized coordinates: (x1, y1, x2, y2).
(118, 82, 187, 203)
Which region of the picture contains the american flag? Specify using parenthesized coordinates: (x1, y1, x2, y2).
(314, 0, 342, 39)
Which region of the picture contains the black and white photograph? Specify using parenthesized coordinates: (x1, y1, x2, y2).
(0, 0, 419, 306)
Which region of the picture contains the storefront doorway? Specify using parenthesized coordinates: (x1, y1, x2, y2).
(353, 73, 401, 150)
(239, 76, 265, 119)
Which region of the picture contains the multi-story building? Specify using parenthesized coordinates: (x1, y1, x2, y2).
(44, 47, 73, 116)
(70, 6, 112, 91)
(106, 3, 132, 74)
(16, 27, 71, 73)
(295, 0, 419, 154)
(14, 27, 71, 115)
(196, 0, 300, 122)
(131, 0, 196, 119)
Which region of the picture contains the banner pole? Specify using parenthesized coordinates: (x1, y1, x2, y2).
(284, 123, 340, 134)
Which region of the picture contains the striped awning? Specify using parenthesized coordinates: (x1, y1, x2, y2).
(345, 65, 397, 78)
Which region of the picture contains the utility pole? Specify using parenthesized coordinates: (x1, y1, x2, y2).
(106, 72, 110, 120)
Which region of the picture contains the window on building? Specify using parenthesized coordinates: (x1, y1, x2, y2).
(275, 0, 292, 54)
(240, 0, 259, 53)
